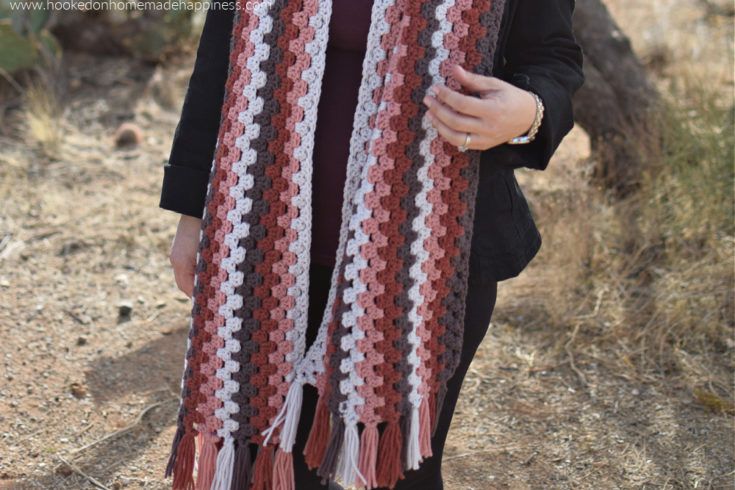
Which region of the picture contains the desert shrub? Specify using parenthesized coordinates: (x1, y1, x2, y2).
(530, 76, 733, 388)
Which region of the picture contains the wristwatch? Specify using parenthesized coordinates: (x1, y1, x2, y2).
(507, 91, 544, 145)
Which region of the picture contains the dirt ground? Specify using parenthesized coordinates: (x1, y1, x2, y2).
(0, 1, 732, 489)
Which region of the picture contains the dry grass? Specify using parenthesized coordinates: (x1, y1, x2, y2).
(22, 74, 64, 159)
(524, 83, 734, 374)
(506, 0, 734, 385)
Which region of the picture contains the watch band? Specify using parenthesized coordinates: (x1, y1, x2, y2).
(507, 91, 544, 145)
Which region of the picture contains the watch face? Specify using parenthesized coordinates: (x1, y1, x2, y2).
(508, 136, 531, 145)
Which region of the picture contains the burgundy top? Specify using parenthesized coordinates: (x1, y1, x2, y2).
(311, 0, 374, 268)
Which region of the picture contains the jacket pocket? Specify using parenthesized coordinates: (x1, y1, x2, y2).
(503, 172, 526, 243)
(471, 166, 518, 257)
(469, 164, 544, 283)
(507, 173, 536, 234)
(501, 170, 518, 217)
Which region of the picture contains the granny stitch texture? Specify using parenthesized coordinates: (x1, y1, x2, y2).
(165, 0, 506, 488)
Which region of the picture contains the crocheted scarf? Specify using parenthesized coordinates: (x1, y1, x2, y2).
(165, 0, 505, 488)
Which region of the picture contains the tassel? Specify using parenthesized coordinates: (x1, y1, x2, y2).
(171, 431, 196, 490)
(303, 396, 331, 470)
(195, 434, 220, 490)
(358, 423, 379, 489)
(334, 422, 348, 483)
(399, 412, 410, 471)
(431, 385, 448, 437)
(210, 436, 235, 490)
(273, 447, 295, 490)
(229, 441, 253, 490)
(418, 396, 433, 459)
(316, 416, 344, 484)
(164, 425, 185, 478)
(196, 431, 204, 450)
(262, 379, 304, 450)
(250, 444, 275, 490)
(428, 391, 437, 436)
(376, 421, 405, 489)
(336, 422, 366, 488)
(278, 381, 304, 451)
(406, 406, 422, 470)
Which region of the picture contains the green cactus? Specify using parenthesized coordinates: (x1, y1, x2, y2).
(0, 0, 201, 72)
(0, 0, 60, 74)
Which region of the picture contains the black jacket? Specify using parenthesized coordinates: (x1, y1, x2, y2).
(159, 0, 585, 284)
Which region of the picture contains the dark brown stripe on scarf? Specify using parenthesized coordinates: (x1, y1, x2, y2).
(248, 0, 303, 442)
(434, 0, 506, 427)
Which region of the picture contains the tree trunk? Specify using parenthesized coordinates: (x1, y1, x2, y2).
(572, 0, 661, 197)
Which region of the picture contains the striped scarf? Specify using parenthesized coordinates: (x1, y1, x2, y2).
(164, 0, 505, 488)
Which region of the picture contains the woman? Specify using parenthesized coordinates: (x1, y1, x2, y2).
(160, 1, 583, 489)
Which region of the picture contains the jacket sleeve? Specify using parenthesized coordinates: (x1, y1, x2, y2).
(485, 0, 585, 171)
(159, 3, 236, 218)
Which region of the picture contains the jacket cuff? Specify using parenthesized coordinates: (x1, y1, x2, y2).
(159, 163, 211, 219)
(505, 71, 572, 171)
(493, 72, 548, 171)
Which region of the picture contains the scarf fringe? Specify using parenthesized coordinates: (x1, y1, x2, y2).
(194, 433, 219, 490)
(431, 384, 448, 437)
(230, 440, 254, 490)
(210, 436, 235, 490)
(428, 390, 437, 437)
(406, 405, 422, 471)
(303, 395, 330, 470)
(336, 421, 366, 487)
(196, 431, 204, 458)
(399, 411, 410, 472)
(251, 443, 275, 490)
(376, 420, 405, 489)
(357, 423, 379, 489)
(184, 408, 429, 490)
(317, 415, 344, 483)
(164, 425, 185, 479)
(171, 430, 196, 490)
(262, 378, 305, 450)
(419, 395, 433, 459)
(273, 447, 295, 490)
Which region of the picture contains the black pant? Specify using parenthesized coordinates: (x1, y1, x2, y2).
(292, 262, 498, 490)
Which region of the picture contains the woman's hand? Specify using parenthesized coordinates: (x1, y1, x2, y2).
(168, 215, 202, 298)
(422, 64, 538, 151)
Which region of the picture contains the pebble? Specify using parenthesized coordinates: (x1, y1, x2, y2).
(115, 273, 129, 286)
(118, 301, 133, 320)
(69, 382, 87, 399)
(113, 122, 143, 148)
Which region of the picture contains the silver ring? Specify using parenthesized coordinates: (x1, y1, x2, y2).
(458, 132, 471, 152)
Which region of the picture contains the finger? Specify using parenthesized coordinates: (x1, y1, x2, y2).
(184, 279, 194, 298)
(429, 83, 487, 119)
(182, 258, 196, 297)
(182, 262, 195, 297)
(426, 111, 488, 150)
(450, 64, 504, 95)
(172, 261, 195, 297)
(423, 93, 484, 134)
